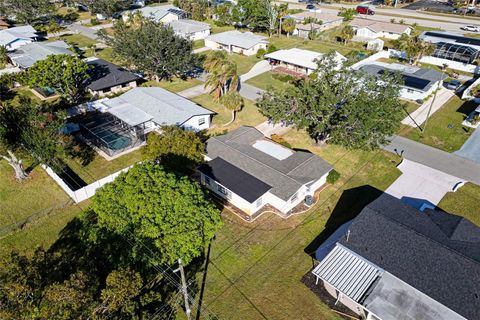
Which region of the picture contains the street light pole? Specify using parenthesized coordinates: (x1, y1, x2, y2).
(422, 64, 447, 134)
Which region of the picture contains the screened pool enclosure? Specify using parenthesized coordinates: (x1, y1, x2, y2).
(432, 42, 480, 64)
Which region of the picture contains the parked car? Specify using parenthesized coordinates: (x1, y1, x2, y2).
(306, 4, 317, 10)
(356, 5, 375, 15)
(445, 79, 461, 90)
(461, 25, 479, 32)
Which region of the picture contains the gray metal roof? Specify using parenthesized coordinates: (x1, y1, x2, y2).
(312, 244, 382, 302)
(168, 19, 210, 36)
(102, 87, 214, 127)
(338, 194, 480, 320)
(206, 31, 267, 49)
(0, 25, 37, 47)
(8, 40, 72, 68)
(205, 126, 332, 200)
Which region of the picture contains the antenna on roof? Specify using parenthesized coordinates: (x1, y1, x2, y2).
(346, 229, 350, 242)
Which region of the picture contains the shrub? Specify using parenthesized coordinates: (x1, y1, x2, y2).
(272, 73, 295, 83)
(266, 44, 278, 54)
(90, 18, 100, 26)
(256, 48, 266, 58)
(327, 169, 340, 184)
(270, 134, 292, 148)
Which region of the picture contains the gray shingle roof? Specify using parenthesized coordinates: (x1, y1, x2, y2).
(206, 31, 267, 50)
(339, 194, 480, 320)
(8, 40, 72, 68)
(0, 25, 37, 47)
(168, 19, 210, 36)
(85, 58, 141, 91)
(205, 126, 332, 201)
(102, 87, 214, 127)
(128, 5, 185, 23)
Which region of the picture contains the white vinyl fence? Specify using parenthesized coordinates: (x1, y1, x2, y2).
(42, 164, 134, 203)
(419, 56, 480, 75)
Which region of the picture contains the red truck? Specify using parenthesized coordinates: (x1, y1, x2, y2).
(356, 5, 375, 15)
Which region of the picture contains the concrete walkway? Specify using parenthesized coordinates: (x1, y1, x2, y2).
(385, 159, 464, 211)
(240, 60, 271, 82)
(401, 88, 454, 127)
(255, 121, 292, 137)
(177, 84, 208, 98)
(384, 135, 480, 185)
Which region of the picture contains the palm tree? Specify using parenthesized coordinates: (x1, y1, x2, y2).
(395, 34, 435, 65)
(340, 26, 354, 45)
(203, 52, 239, 100)
(220, 91, 244, 126)
(203, 50, 228, 73)
(282, 18, 296, 37)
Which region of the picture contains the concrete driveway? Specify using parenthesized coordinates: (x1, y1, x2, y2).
(401, 88, 454, 127)
(385, 159, 464, 211)
(455, 127, 480, 164)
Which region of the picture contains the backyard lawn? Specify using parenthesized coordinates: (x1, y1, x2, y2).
(269, 35, 364, 56)
(228, 53, 262, 75)
(49, 33, 97, 49)
(192, 94, 266, 132)
(245, 71, 294, 91)
(141, 78, 203, 93)
(400, 96, 477, 153)
(193, 39, 205, 49)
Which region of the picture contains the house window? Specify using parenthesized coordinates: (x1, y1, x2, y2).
(204, 176, 210, 185)
(218, 185, 231, 199)
(256, 197, 263, 207)
(198, 117, 206, 126)
(291, 192, 298, 203)
(407, 89, 414, 93)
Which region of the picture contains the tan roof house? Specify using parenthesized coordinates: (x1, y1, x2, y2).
(349, 18, 412, 40)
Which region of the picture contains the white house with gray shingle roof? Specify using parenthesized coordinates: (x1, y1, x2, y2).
(205, 31, 268, 56)
(349, 18, 411, 40)
(0, 25, 38, 51)
(198, 126, 332, 216)
(168, 19, 211, 40)
(123, 4, 185, 23)
(8, 40, 72, 69)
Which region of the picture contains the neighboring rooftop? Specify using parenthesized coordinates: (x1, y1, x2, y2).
(0, 25, 37, 47)
(265, 48, 346, 70)
(359, 62, 446, 91)
(204, 126, 332, 201)
(350, 18, 411, 34)
(128, 4, 185, 22)
(286, 11, 343, 23)
(338, 194, 480, 320)
(8, 40, 72, 68)
(85, 58, 142, 92)
(421, 31, 480, 50)
(101, 87, 214, 127)
(206, 31, 267, 49)
(168, 19, 210, 35)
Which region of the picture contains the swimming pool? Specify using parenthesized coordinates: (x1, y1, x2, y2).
(95, 129, 132, 151)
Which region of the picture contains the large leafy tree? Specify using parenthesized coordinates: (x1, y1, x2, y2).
(0, 97, 68, 180)
(142, 125, 205, 171)
(78, 0, 131, 17)
(0, 0, 53, 24)
(92, 162, 222, 265)
(340, 25, 354, 45)
(175, 0, 210, 21)
(99, 16, 197, 80)
(257, 53, 404, 150)
(23, 54, 91, 104)
(234, 0, 271, 31)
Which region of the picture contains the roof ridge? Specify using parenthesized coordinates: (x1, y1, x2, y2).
(286, 153, 316, 175)
(367, 206, 480, 265)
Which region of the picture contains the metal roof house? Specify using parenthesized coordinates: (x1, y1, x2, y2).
(312, 194, 480, 320)
(205, 31, 268, 56)
(85, 57, 142, 97)
(349, 18, 411, 40)
(123, 4, 186, 24)
(168, 19, 211, 41)
(420, 31, 480, 64)
(0, 25, 38, 51)
(358, 62, 447, 101)
(8, 40, 72, 69)
(198, 126, 332, 218)
(265, 48, 346, 75)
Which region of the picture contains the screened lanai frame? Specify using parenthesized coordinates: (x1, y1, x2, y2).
(432, 42, 480, 64)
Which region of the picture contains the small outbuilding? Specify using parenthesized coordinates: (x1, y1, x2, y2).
(367, 38, 384, 52)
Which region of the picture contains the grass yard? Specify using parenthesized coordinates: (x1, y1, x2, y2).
(245, 71, 294, 91)
(438, 183, 480, 226)
(400, 95, 477, 152)
(205, 20, 236, 34)
(193, 39, 205, 49)
(269, 35, 364, 56)
(64, 149, 143, 185)
(57, 7, 94, 21)
(49, 33, 97, 49)
(192, 94, 266, 132)
(228, 53, 262, 75)
(197, 129, 402, 319)
(141, 78, 203, 93)
(402, 100, 421, 115)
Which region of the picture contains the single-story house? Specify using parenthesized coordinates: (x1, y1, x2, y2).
(168, 19, 211, 41)
(349, 18, 412, 40)
(312, 194, 480, 320)
(419, 31, 480, 64)
(358, 62, 447, 100)
(123, 4, 186, 23)
(0, 25, 38, 51)
(198, 126, 332, 216)
(284, 12, 343, 38)
(205, 31, 268, 56)
(8, 40, 72, 69)
(85, 57, 142, 97)
(265, 48, 346, 75)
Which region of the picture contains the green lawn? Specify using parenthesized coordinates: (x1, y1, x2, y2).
(438, 183, 480, 226)
(193, 39, 205, 49)
(205, 20, 236, 34)
(197, 128, 402, 319)
(141, 78, 203, 93)
(84, 47, 124, 65)
(245, 71, 294, 91)
(50, 33, 97, 48)
(269, 35, 364, 56)
(228, 53, 262, 75)
(402, 100, 421, 115)
(192, 94, 266, 132)
(63, 149, 143, 185)
(400, 96, 477, 153)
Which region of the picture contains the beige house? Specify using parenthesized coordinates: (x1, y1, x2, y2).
(204, 31, 268, 56)
(285, 12, 343, 38)
(349, 18, 412, 40)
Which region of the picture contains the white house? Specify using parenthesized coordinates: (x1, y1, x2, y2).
(284, 12, 343, 38)
(205, 31, 268, 56)
(312, 194, 478, 320)
(123, 4, 186, 24)
(168, 19, 211, 41)
(8, 40, 72, 69)
(358, 62, 447, 100)
(198, 126, 333, 217)
(265, 48, 346, 75)
(0, 25, 38, 51)
(349, 18, 411, 40)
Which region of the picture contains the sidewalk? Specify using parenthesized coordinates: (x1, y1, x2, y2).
(240, 60, 271, 82)
(401, 88, 454, 127)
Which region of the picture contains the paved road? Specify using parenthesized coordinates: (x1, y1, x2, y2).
(384, 135, 480, 185)
(66, 22, 104, 42)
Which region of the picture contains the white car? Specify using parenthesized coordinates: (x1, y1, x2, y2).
(461, 25, 479, 32)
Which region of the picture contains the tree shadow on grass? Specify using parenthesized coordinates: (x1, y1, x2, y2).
(304, 185, 383, 259)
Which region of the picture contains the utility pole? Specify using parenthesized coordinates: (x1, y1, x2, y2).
(174, 259, 192, 320)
